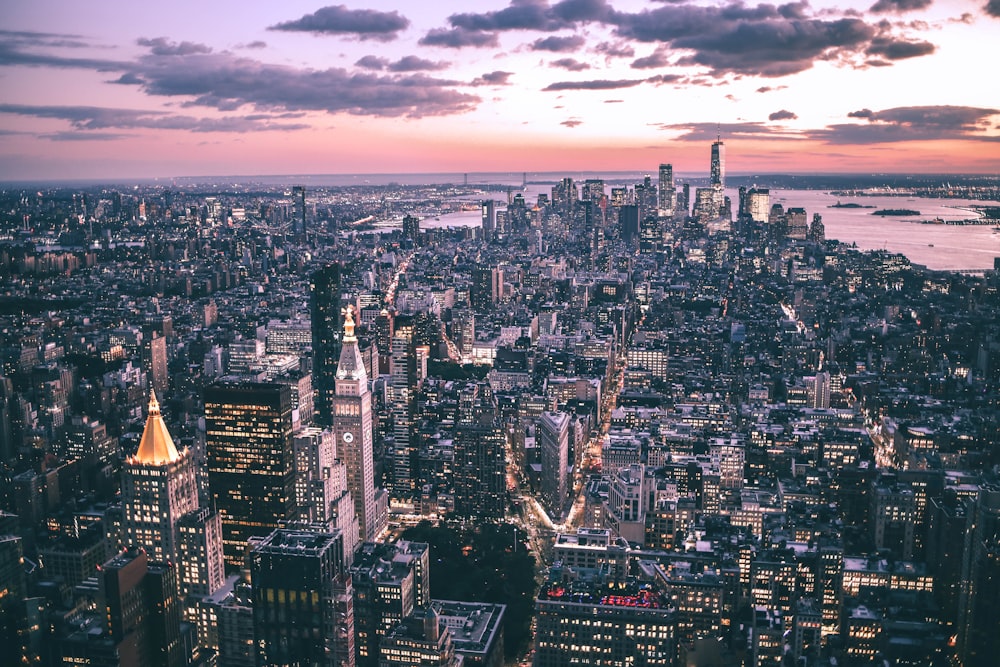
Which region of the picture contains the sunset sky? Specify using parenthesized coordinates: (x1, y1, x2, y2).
(1, 0, 999, 180)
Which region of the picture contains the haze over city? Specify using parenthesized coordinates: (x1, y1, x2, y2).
(2, 0, 1000, 180)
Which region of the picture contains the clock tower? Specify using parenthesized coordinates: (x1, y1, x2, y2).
(332, 305, 380, 542)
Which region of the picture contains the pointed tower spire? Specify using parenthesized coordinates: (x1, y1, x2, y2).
(336, 304, 367, 382)
(134, 389, 181, 464)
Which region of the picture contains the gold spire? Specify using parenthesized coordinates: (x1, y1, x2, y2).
(342, 304, 357, 342)
(134, 390, 181, 465)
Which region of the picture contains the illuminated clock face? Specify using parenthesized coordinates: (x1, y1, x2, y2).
(342, 432, 354, 444)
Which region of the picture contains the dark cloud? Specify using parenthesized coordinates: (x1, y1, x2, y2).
(120, 48, 480, 118)
(769, 109, 797, 120)
(531, 35, 586, 52)
(136, 37, 212, 56)
(388, 56, 450, 72)
(866, 36, 935, 59)
(0, 103, 310, 133)
(241, 41, 268, 49)
(419, 28, 499, 48)
(604, 2, 936, 77)
(472, 71, 514, 85)
(631, 48, 670, 69)
(42, 131, 133, 141)
(987, 0, 1000, 18)
(656, 121, 803, 141)
(543, 78, 645, 91)
(756, 85, 787, 93)
(0, 39, 126, 71)
(816, 105, 1000, 143)
(604, 99, 623, 103)
(355, 55, 388, 70)
(561, 119, 583, 127)
(870, 0, 933, 13)
(551, 57, 590, 71)
(593, 41, 634, 58)
(445, 0, 611, 35)
(269, 5, 409, 41)
(646, 73, 684, 85)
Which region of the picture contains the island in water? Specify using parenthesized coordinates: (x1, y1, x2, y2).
(829, 201, 876, 209)
(872, 208, 920, 216)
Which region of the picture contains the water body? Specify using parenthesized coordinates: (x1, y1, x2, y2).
(417, 187, 1000, 272)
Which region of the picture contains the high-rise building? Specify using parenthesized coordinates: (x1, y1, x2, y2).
(480, 200, 496, 240)
(293, 426, 359, 559)
(312, 264, 343, 426)
(710, 138, 725, 190)
(120, 391, 198, 564)
(534, 570, 675, 667)
(205, 381, 296, 568)
(657, 163, 675, 218)
(453, 414, 506, 521)
(292, 185, 306, 239)
(176, 506, 226, 609)
(143, 332, 169, 398)
(379, 607, 459, 667)
(333, 307, 382, 543)
(251, 528, 355, 667)
(747, 188, 770, 223)
(100, 547, 185, 667)
(470, 267, 502, 312)
(957, 483, 1000, 667)
(390, 318, 417, 500)
(539, 411, 570, 521)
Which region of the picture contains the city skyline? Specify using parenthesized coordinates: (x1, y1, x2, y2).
(2, 0, 999, 180)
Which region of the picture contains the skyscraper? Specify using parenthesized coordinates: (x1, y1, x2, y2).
(332, 306, 381, 543)
(390, 318, 416, 500)
(205, 381, 296, 568)
(121, 391, 198, 564)
(539, 411, 570, 521)
(251, 528, 355, 667)
(657, 163, 675, 218)
(453, 409, 506, 521)
(312, 264, 343, 426)
(100, 547, 185, 667)
(711, 138, 725, 190)
(293, 426, 359, 557)
(292, 185, 306, 240)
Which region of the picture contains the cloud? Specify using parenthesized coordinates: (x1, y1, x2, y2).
(0, 103, 311, 133)
(631, 48, 670, 69)
(756, 85, 787, 93)
(656, 121, 803, 141)
(269, 5, 409, 41)
(240, 41, 268, 49)
(120, 47, 480, 118)
(816, 105, 1000, 143)
(870, 0, 933, 13)
(136, 37, 212, 56)
(866, 36, 935, 59)
(769, 109, 798, 120)
(604, 99, 623, 103)
(0, 34, 127, 71)
(42, 131, 133, 141)
(593, 41, 634, 58)
(531, 35, 586, 52)
(355, 55, 388, 70)
(419, 28, 499, 48)
(551, 57, 590, 71)
(561, 119, 583, 127)
(605, 2, 937, 77)
(987, 0, 1000, 17)
(645, 73, 684, 85)
(543, 78, 645, 91)
(472, 71, 514, 85)
(388, 56, 450, 72)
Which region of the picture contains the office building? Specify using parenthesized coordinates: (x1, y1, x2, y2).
(205, 381, 296, 568)
(534, 570, 675, 667)
(100, 547, 185, 667)
(431, 600, 505, 667)
(120, 391, 198, 564)
(251, 528, 355, 667)
(292, 185, 306, 239)
(332, 306, 381, 543)
(539, 411, 570, 521)
(657, 163, 675, 218)
(312, 264, 343, 426)
(453, 414, 506, 521)
(293, 426, 359, 558)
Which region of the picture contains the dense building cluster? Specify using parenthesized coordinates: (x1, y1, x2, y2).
(0, 151, 998, 666)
